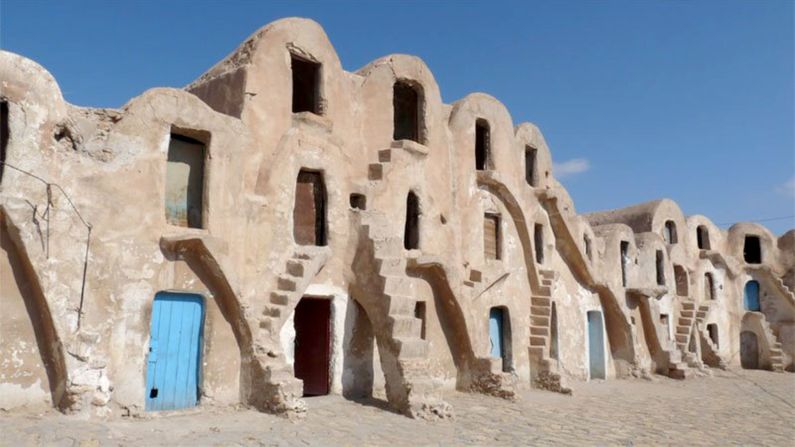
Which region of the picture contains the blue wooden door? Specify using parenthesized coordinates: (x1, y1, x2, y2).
(744, 281, 760, 311)
(145, 292, 204, 411)
(489, 308, 504, 360)
(587, 311, 606, 379)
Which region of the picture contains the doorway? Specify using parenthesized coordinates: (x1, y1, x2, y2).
(145, 292, 205, 411)
(587, 310, 606, 380)
(744, 281, 761, 312)
(294, 170, 327, 246)
(740, 331, 759, 369)
(294, 297, 332, 396)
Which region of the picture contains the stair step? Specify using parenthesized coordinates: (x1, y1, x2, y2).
(286, 260, 305, 277)
(696, 311, 707, 319)
(270, 292, 290, 306)
(541, 279, 553, 287)
(675, 334, 689, 343)
(529, 335, 548, 346)
(531, 296, 551, 307)
(531, 305, 551, 317)
(383, 276, 413, 295)
(539, 269, 556, 280)
(681, 302, 695, 310)
(373, 237, 403, 258)
(277, 276, 298, 292)
(469, 269, 483, 283)
(378, 258, 406, 276)
(386, 294, 416, 316)
(530, 326, 548, 336)
(531, 315, 550, 326)
(537, 286, 552, 296)
(262, 306, 281, 318)
(389, 316, 421, 338)
(396, 337, 428, 359)
(259, 318, 273, 331)
(676, 326, 690, 335)
(528, 346, 546, 359)
(378, 149, 392, 163)
(679, 317, 693, 325)
(680, 310, 694, 318)
(368, 163, 383, 180)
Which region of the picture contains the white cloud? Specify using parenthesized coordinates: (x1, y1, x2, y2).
(777, 176, 795, 197)
(553, 158, 591, 178)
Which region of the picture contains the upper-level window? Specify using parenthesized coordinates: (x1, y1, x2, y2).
(620, 241, 630, 287)
(743, 235, 761, 264)
(525, 146, 537, 187)
(291, 54, 322, 115)
(534, 224, 544, 264)
(475, 119, 491, 171)
(674, 265, 688, 296)
(404, 191, 420, 250)
(696, 225, 711, 250)
(0, 101, 8, 184)
(294, 170, 327, 246)
(655, 250, 665, 286)
(663, 220, 678, 244)
(165, 133, 206, 229)
(584, 234, 592, 261)
(705, 273, 715, 300)
(393, 81, 423, 143)
(484, 213, 501, 260)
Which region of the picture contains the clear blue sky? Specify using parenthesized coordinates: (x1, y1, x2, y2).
(2, 0, 793, 234)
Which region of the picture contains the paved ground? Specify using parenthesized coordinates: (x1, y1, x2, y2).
(1, 369, 793, 446)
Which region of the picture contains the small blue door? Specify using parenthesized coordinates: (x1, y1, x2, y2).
(145, 292, 204, 411)
(587, 311, 606, 379)
(744, 281, 761, 312)
(489, 307, 504, 360)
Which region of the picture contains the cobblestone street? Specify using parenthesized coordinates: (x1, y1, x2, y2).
(1, 369, 793, 446)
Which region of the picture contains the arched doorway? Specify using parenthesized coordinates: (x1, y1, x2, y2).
(740, 331, 759, 369)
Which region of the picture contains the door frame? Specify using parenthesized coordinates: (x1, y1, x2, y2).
(293, 295, 333, 396)
(145, 290, 206, 411)
(586, 309, 607, 380)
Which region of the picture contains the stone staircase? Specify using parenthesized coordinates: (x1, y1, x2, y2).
(258, 247, 329, 336)
(245, 246, 329, 415)
(528, 268, 570, 393)
(756, 314, 786, 372)
(356, 210, 451, 419)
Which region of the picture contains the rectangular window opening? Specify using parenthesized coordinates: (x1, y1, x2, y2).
(656, 250, 665, 286)
(484, 213, 501, 261)
(584, 234, 592, 261)
(165, 133, 206, 229)
(393, 81, 422, 143)
(697, 226, 711, 250)
(0, 101, 8, 184)
(525, 146, 537, 187)
(349, 193, 366, 210)
(534, 224, 544, 264)
(414, 301, 427, 340)
(294, 170, 327, 246)
(620, 241, 629, 287)
(291, 55, 321, 114)
(475, 119, 491, 171)
(743, 235, 761, 264)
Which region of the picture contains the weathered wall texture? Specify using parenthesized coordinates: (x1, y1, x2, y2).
(0, 17, 792, 419)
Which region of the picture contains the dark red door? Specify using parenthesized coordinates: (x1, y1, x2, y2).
(294, 297, 331, 396)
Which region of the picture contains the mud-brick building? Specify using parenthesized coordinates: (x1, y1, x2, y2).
(0, 18, 792, 419)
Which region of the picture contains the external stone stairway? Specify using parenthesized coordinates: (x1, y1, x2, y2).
(248, 246, 330, 416)
(528, 268, 571, 394)
(756, 314, 786, 372)
(356, 210, 451, 419)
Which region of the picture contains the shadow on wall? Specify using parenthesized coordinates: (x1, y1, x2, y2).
(0, 217, 70, 409)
